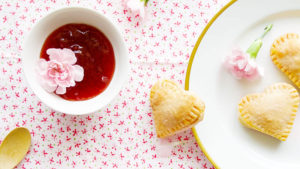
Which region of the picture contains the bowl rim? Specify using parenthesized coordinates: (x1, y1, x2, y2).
(22, 7, 129, 115)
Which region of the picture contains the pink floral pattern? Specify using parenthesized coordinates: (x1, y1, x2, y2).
(0, 0, 228, 168)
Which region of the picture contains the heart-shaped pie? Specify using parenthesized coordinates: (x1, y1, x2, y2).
(270, 33, 300, 88)
(239, 83, 299, 141)
(150, 80, 205, 138)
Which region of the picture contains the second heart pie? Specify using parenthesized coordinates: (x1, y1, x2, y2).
(238, 82, 300, 141)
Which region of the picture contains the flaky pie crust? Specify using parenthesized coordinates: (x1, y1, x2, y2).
(150, 80, 205, 138)
(239, 83, 299, 141)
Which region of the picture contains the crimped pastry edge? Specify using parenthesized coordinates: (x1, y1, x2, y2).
(238, 83, 299, 141)
(270, 33, 300, 89)
(150, 79, 205, 138)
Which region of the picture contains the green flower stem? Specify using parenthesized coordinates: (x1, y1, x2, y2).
(246, 24, 273, 59)
(144, 0, 149, 6)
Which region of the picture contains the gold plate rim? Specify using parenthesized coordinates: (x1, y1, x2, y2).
(184, 0, 237, 168)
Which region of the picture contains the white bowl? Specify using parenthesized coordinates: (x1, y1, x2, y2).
(23, 7, 128, 115)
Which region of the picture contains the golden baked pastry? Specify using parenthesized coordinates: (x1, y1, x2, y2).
(238, 83, 299, 141)
(150, 79, 205, 138)
(270, 33, 300, 88)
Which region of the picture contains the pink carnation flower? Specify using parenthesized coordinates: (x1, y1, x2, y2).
(223, 24, 273, 81)
(123, 0, 147, 19)
(37, 48, 84, 95)
(224, 48, 263, 80)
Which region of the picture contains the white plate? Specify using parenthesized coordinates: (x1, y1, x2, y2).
(186, 0, 300, 168)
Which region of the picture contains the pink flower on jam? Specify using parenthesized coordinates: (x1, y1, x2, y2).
(224, 49, 263, 80)
(224, 24, 273, 80)
(37, 48, 84, 95)
(123, 0, 149, 19)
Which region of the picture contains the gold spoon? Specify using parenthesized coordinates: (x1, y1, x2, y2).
(0, 127, 31, 169)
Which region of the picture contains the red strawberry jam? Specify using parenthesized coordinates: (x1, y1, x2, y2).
(40, 24, 115, 101)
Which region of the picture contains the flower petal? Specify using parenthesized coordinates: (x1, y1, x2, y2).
(139, 5, 145, 19)
(61, 48, 77, 64)
(37, 59, 48, 75)
(42, 82, 57, 93)
(56, 86, 66, 95)
(56, 76, 73, 88)
(126, 0, 145, 18)
(73, 65, 84, 82)
(37, 48, 83, 95)
(37, 59, 47, 69)
(47, 48, 62, 62)
(223, 47, 263, 80)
